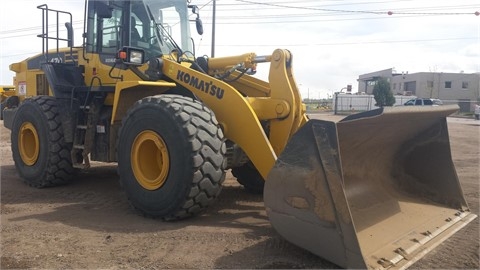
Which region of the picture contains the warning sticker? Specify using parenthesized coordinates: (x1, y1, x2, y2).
(18, 82, 26, 95)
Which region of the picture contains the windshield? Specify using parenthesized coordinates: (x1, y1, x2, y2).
(131, 0, 193, 59)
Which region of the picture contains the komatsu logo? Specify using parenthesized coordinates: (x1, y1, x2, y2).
(177, 71, 224, 100)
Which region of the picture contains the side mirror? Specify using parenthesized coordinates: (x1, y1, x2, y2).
(196, 17, 203, 35)
(188, 5, 203, 35)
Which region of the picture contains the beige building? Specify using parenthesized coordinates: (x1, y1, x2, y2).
(358, 68, 480, 112)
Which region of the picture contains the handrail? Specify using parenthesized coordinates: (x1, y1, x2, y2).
(37, 4, 75, 65)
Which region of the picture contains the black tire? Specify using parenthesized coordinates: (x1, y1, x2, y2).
(117, 95, 226, 220)
(0, 101, 4, 120)
(231, 162, 265, 194)
(11, 96, 75, 187)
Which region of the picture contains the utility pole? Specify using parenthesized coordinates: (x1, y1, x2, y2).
(211, 0, 216, 57)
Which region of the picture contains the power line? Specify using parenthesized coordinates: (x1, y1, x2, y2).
(1, 1, 477, 36)
(1, 36, 474, 60)
(207, 5, 479, 15)
(234, 0, 479, 16)
(0, 21, 84, 35)
(202, 36, 477, 47)
(215, 1, 476, 12)
(186, 14, 477, 24)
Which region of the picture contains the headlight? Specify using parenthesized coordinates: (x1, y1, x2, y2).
(129, 50, 143, 64)
(118, 47, 145, 66)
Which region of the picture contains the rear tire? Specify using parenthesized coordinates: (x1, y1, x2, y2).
(232, 162, 265, 194)
(11, 96, 75, 187)
(117, 95, 226, 220)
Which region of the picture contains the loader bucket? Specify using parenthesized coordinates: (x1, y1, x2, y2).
(265, 105, 477, 269)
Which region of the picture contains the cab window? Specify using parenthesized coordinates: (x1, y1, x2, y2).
(101, 9, 123, 53)
(86, 1, 124, 54)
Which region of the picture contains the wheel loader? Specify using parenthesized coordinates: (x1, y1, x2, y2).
(0, 85, 15, 120)
(3, 0, 476, 268)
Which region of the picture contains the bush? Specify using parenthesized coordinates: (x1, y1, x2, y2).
(373, 77, 395, 107)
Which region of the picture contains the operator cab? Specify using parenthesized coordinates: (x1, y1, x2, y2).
(85, 0, 201, 63)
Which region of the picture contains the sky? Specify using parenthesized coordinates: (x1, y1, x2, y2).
(0, 0, 479, 99)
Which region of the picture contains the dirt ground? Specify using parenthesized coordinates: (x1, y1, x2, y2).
(1, 115, 479, 269)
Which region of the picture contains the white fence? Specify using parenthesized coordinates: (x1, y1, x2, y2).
(333, 94, 415, 114)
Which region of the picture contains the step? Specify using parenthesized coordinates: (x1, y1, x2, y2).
(72, 162, 90, 169)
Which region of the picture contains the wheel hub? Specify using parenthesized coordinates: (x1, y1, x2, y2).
(131, 130, 170, 190)
(18, 122, 40, 166)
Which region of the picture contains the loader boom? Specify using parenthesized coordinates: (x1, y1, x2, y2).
(162, 49, 307, 178)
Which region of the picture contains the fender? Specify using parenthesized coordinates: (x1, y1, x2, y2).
(110, 80, 176, 124)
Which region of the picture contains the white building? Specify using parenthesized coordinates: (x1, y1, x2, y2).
(358, 68, 480, 112)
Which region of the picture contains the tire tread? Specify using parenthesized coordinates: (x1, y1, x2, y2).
(12, 96, 74, 188)
(119, 95, 226, 220)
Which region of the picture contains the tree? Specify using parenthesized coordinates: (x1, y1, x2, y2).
(373, 77, 395, 107)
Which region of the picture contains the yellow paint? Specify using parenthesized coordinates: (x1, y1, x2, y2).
(131, 130, 170, 190)
(18, 122, 40, 166)
(110, 80, 176, 124)
(8, 44, 310, 181)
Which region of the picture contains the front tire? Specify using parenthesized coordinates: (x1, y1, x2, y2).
(11, 96, 75, 187)
(117, 95, 226, 220)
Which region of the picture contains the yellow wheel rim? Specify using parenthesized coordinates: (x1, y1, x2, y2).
(131, 130, 170, 190)
(18, 122, 40, 166)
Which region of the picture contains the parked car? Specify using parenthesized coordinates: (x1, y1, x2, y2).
(404, 98, 443, 106)
(474, 104, 480, 120)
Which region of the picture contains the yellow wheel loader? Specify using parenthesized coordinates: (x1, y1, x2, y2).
(0, 85, 15, 120)
(3, 0, 476, 268)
